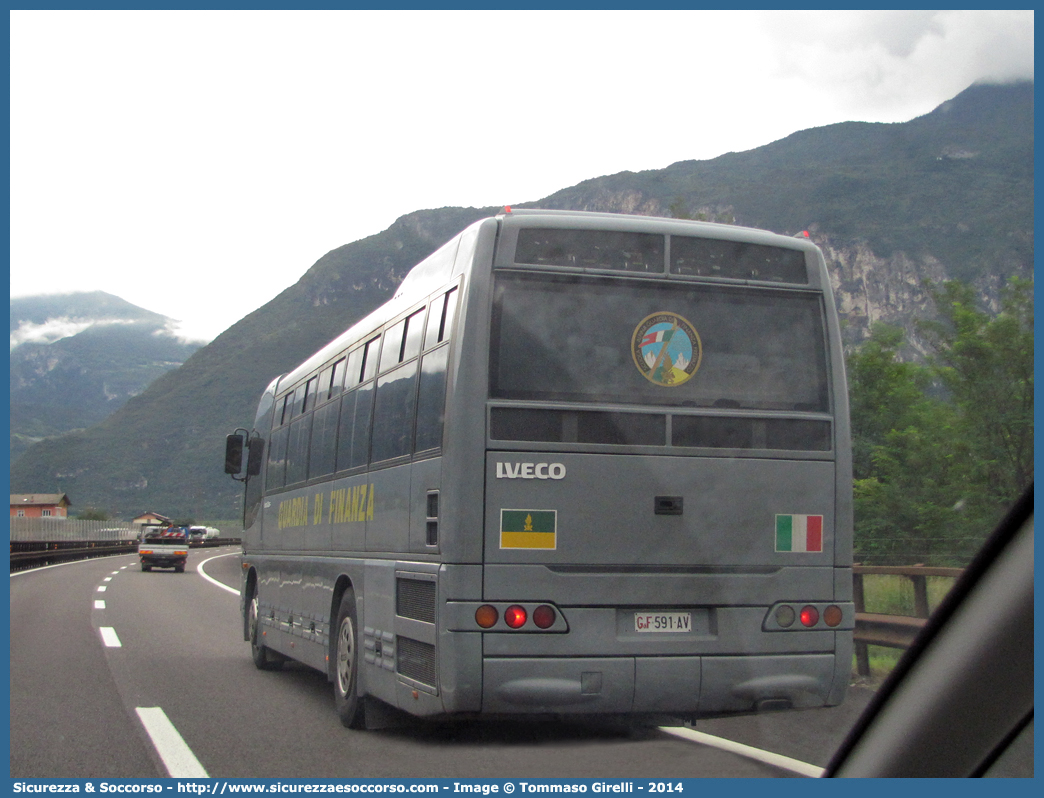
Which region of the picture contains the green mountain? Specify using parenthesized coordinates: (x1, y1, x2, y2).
(10, 292, 203, 461)
(535, 82, 1032, 286)
(9, 81, 1032, 520)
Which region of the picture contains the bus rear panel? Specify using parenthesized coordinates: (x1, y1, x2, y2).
(470, 220, 852, 717)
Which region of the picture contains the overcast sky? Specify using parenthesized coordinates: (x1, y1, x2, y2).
(9, 9, 1034, 343)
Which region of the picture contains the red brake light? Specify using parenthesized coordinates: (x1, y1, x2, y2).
(533, 605, 556, 629)
(800, 605, 819, 627)
(504, 605, 527, 629)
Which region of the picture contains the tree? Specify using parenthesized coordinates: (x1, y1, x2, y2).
(847, 325, 968, 563)
(76, 508, 110, 521)
(846, 278, 1033, 565)
(919, 278, 1034, 502)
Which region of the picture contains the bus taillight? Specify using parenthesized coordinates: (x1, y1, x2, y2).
(475, 605, 498, 628)
(824, 605, 843, 627)
(533, 605, 556, 629)
(800, 606, 820, 627)
(505, 605, 527, 629)
(774, 605, 796, 627)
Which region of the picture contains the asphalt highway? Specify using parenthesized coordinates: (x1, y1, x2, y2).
(9, 550, 873, 779)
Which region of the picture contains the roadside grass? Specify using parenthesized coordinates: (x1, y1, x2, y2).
(852, 647, 904, 682)
(860, 574, 957, 616)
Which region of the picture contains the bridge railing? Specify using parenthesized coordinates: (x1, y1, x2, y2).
(852, 564, 964, 677)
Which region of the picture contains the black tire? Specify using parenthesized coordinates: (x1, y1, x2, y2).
(174, 564, 185, 573)
(248, 589, 283, 671)
(333, 589, 365, 728)
(141, 563, 151, 572)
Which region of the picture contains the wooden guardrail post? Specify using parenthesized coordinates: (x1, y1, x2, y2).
(911, 566, 931, 619)
(852, 567, 871, 677)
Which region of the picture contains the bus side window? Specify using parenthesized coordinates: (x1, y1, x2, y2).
(380, 320, 406, 373)
(415, 345, 449, 453)
(335, 382, 375, 472)
(371, 362, 418, 462)
(345, 349, 363, 390)
(329, 357, 346, 400)
(425, 288, 458, 349)
(402, 308, 426, 362)
(308, 399, 339, 479)
(361, 336, 381, 382)
(292, 383, 307, 417)
(267, 425, 289, 490)
(317, 366, 334, 404)
(277, 394, 292, 426)
(285, 412, 312, 485)
(303, 376, 318, 413)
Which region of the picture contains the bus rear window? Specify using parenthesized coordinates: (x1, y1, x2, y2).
(490, 273, 829, 412)
(515, 228, 664, 273)
(670, 236, 809, 283)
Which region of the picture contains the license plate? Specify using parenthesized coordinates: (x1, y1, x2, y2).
(634, 612, 692, 633)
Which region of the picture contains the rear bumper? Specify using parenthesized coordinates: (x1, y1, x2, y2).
(139, 556, 187, 567)
(481, 652, 846, 717)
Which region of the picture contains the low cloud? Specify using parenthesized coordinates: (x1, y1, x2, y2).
(159, 318, 213, 346)
(10, 317, 106, 349)
(759, 10, 1033, 119)
(9, 316, 201, 350)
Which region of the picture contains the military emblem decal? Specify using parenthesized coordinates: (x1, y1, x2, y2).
(631, 312, 702, 387)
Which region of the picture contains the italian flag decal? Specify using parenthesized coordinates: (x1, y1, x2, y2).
(775, 514, 824, 553)
(500, 510, 557, 550)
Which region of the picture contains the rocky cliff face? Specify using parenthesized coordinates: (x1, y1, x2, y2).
(818, 236, 952, 354)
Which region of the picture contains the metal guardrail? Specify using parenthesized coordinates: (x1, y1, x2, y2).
(852, 564, 964, 677)
(9, 538, 242, 572)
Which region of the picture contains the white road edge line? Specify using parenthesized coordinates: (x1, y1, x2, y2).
(99, 627, 122, 648)
(658, 726, 824, 777)
(198, 552, 241, 595)
(135, 706, 210, 778)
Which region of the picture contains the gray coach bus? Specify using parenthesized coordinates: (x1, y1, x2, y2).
(225, 208, 854, 728)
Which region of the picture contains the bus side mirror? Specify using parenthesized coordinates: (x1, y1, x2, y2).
(246, 436, 265, 477)
(225, 433, 245, 475)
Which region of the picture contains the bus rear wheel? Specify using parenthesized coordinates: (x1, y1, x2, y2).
(249, 590, 282, 671)
(333, 589, 364, 729)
